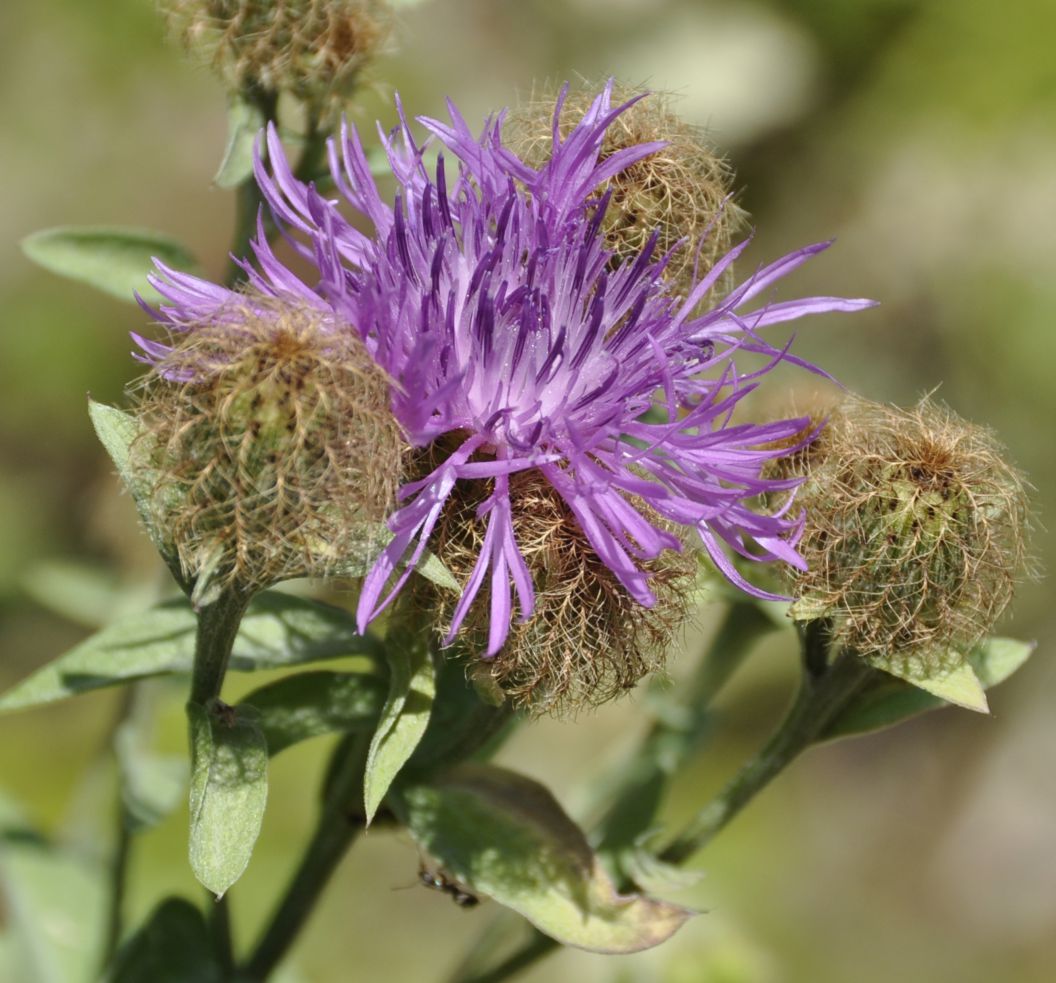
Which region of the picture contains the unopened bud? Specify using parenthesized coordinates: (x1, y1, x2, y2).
(506, 81, 745, 295)
(778, 397, 1030, 682)
(133, 294, 404, 594)
(162, 0, 391, 112)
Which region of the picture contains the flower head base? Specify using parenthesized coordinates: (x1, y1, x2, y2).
(779, 397, 1030, 680)
(133, 293, 404, 594)
(506, 81, 744, 294)
(142, 82, 874, 701)
(163, 0, 390, 114)
(412, 449, 695, 714)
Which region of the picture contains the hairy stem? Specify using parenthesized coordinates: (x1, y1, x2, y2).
(241, 734, 369, 980)
(189, 587, 251, 708)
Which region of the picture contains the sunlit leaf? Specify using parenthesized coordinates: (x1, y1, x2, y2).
(21, 226, 197, 304)
(105, 897, 221, 983)
(243, 669, 387, 756)
(823, 637, 1036, 739)
(0, 591, 382, 713)
(188, 703, 268, 898)
(363, 626, 435, 825)
(395, 764, 693, 953)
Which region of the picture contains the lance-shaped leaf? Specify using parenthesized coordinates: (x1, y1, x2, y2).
(394, 764, 693, 953)
(188, 703, 268, 898)
(823, 637, 1036, 739)
(21, 226, 197, 304)
(363, 627, 436, 824)
(0, 796, 106, 983)
(0, 591, 382, 713)
(243, 668, 387, 756)
(104, 897, 222, 983)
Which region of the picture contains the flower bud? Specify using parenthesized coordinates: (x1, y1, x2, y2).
(162, 0, 391, 112)
(414, 458, 695, 716)
(506, 81, 744, 294)
(133, 294, 404, 594)
(778, 397, 1030, 682)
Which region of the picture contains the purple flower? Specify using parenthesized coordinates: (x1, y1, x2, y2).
(144, 82, 875, 655)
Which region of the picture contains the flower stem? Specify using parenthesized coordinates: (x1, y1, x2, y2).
(189, 587, 251, 708)
(102, 686, 137, 965)
(225, 86, 278, 287)
(241, 734, 369, 980)
(658, 649, 874, 865)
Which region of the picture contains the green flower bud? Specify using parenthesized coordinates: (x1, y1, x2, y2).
(133, 294, 405, 595)
(506, 81, 745, 296)
(778, 397, 1031, 685)
(162, 0, 391, 113)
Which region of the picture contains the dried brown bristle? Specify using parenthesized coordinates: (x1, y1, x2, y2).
(411, 443, 695, 715)
(162, 0, 390, 114)
(506, 81, 745, 297)
(133, 295, 405, 592)
(775, 397, 1031, 675)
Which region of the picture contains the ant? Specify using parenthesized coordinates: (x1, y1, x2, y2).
(416, 864, 480, 909)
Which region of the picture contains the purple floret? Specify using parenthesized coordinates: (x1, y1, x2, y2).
(143, 82, 875, 655)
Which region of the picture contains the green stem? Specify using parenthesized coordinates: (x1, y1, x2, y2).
(101, 685, 138, 965)
(208, 895, 235, 977)
(225, 87, 278, 287)
(455, 932, 558, 983)
(658, 650, 874, 865)
(189, 587, 251, 708)
(241, 734, 369, 980)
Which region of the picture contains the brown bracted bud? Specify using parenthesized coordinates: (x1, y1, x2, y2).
(412, 447, 695, 716)
(133, 294, 405, 595)
(776, 396, 1031, 686)
(506, 81, 745, 296)
(162, 0, 391, 114)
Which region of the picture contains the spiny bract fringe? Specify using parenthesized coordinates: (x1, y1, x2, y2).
(413, 446, 695, 716)
(776, 396, 1030, 676)
(506, 80, 745, 296)
(133, 296, 404, 593)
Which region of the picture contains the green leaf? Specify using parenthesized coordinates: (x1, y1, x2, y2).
(0, 591, 382, 713)
(89, 401, 176, 567)
(188, 702, 269, 897)
(243, 669, 387, 756)
(115, 722, 187, 833)
(21, 559, 155, 629)
(214, 94, 265, 189)
(21, 226, 197, 304)
(823, 637, 1036, 739)
(363, 626, 435, 824)
(105, 897, 221, 983)
(0, 796, 106, 983)
(394, 764, 693, 954)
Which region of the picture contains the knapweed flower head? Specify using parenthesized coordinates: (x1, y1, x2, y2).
(163, 0, 390, 113)
(507, 81, 744, 296)
(777, 396, 1030, 682)
(132, 293, 403, 595)
(142, 82, 873, 706)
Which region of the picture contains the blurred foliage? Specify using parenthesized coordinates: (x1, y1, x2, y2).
(1, 0, 1053, 981)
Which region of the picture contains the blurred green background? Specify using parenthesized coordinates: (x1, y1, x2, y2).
(1, 0, 1053, 981)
